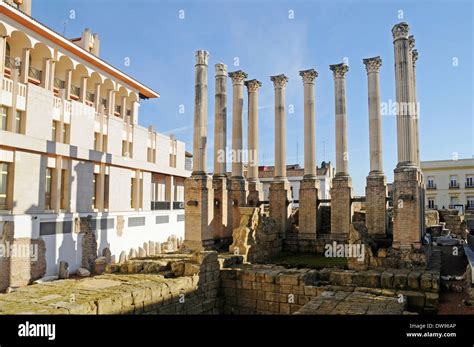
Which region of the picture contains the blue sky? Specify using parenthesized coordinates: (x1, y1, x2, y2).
(34, 0, 473, 195)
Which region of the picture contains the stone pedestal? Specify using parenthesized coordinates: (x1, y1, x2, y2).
(365, 174, 387, 238)
(183, 176, 214, 250)
(298, 178, 319, 240)
(392, 166, 423, 250)
(330, 175, 352, 241)
(212, 176, 228, 241)
(247, 181, 263, 207)
(269, 180, 292, 234)
(228, 178, 249, 236)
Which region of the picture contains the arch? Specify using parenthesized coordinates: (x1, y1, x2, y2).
(29, 42, 52, 81)
(70, 63, 89, 98)
(7, 30, 32, 59)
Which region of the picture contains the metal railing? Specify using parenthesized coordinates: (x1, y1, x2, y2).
(4, 56, 16, 70)
(70, 85, 80, 97)
(54, 78, 65, 89)
(466, 182, 474, 188)
(426, 183, 437, 189)
(151, 201, 171, 210)
(449, 183, 460, 189)
(86, 91, 95, 102)
(114, 105, 121, 114)
(173, 201, 184, 210)
(28, 66, 42, 81)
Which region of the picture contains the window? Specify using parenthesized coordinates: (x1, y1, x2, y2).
(45, 167, 52, 210)
(92, 173, 98, 209)
(0, 162, 9, 210)
(94, 133, 100, 151)
(60, 169, 68, 210)
(428, 199, 435, 209)
(427, 176, 435, 188)
(467, 175, 474, 188)
(122, 140, 129, 157)
(0, 106, 7, 130)
(450, 175, 458, 188)
(103, 135, 108, 153)
(52, 121, 58, 141)
(131, 177, 136, 209)
(62, 124, 70, 144)
(467, 197, 474, 209)
(147, 146, 156, 163)
(169, 138, 177, 168)
(104, 174, 109, 210)
(14, 110, 22, 134)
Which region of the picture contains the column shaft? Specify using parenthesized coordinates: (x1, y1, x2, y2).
(229, 70, 247, 178)
(213, 63, 227, 176)
(271, 74, 289, 179)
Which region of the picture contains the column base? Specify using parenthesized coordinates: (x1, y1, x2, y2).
(184, 175, 214, 250)
(247, 181, 263, 207)
(269, 180, 292, 234)
(392, 166, 423, 250)
(298, 178, 319, 240)
(365, 173, 387, 238)
(212, 176, 228, 241)
(330, 175, 352, 242)
(228, 178, 249, 236)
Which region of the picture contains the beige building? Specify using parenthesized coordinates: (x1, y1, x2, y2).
(421, 158, 474, 212)
(0, 0, 190, 278)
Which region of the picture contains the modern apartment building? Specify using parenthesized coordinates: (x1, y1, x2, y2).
(0, 0, 190, 281)
(421, 158, 474, 213)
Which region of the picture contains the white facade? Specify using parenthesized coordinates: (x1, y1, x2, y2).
(421, 158, 474, 212)
(0, 2, 190, 278)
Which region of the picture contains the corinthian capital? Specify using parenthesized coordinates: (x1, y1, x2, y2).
(392, 22, 409, 41)
(363, 56, 382, 74)
(299, 69, 318, 84)
(270, 74, 289, 88)
(215, 63, 227, 77)
(408, 35, 416, 50)
(329, 63, 349, 79)
(228, 70, 248, 84)
(245, 79, 262, 92)
(412, 49, 419, 67)
(195, 50, 209, 66)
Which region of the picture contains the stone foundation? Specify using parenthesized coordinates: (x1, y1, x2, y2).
(365, 174, 387, 237)
(228, 178, 249, 237)
(392, 166, 423, 250)
(247, 181, 263, 207)
(269, 180, 292, 234)
(184, 175, 214, 250)
(298, 178, 319, 240)
(330, 175, 353, 241)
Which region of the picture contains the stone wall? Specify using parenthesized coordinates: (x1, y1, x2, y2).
(439, 209, 467, 237)
(220, 264, 440, 314)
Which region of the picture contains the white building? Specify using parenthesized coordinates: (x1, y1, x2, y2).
(0, 0, 191, 280)
(257, 162, 335, 203)
(421, 158, 474, 213)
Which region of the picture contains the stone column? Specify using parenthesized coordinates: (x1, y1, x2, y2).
(212, 63, 229, 243)
(245, 79, 263, 206)
(20, 48, 30, 84)
(298, 69, 319, 246)
(363, 57, 387, 238)
(80, 76, 88, 103)
(329, 63, 352, 241)
(269, 74, 292, 234)
(41, 58, 51, 90)
(184, 50, 214, 250)
(409, 35, 420, 168)
(392, 22, 422, 250)
(227, 70, 249, 236)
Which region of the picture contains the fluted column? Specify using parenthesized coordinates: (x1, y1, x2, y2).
(329, 63, 349, 176)
(298, 69, 319, 243)
(391, 23, 422, 250)
(246, 79, 263, 206)
(269, 74, 292, 234)
(229, 70, 247, 178)
(410, 35, 420, 168)
(212, 63, 229, 242)
(192, 50, 209, 175)
(271, 74, 289, 180)
(300, 69, 318, 178)
(363, 57, 384, 174)
(392, 22, 416, 167)
(214, 63, 227, 177)
(184, 50, 214, 251)
(363, 56, 387, 237)
(329, 63, 352, 241)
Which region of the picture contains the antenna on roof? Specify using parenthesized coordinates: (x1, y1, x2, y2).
(62, 19, 69, 36)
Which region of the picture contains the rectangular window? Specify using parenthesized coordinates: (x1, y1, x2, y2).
(62, 123, 70, 144)
(428, 199, 435, 209)
(92, 173, 98, 209)
(467, 197, 474, 208)
(450, 175, 458, 188)
(169, 139, 177, 168)
(0, 162, 9, 209)
(122, 140, 128, 157)
(427, 176, 435, 188)
(104, 174, 109, 210)
(467, 175, 474, 188)
(14, 110, 22, 134)
(52, 121, 58, 142)
(130, 177, 136, 209)
(45, 167, 52, 210)
(1, 106, 8, 131)
(60, 169, 68, 210)
(102, 135, 108, 153)
(94, 133, 100, 151)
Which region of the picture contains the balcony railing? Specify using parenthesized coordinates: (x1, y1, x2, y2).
(151, 201, 171, 210)
(426, 183, 437, 189)
(449, 183, 460, 189)
(173, 201, 184, 210)
(28, 66, 42, 81)
(86, 91, 95, 103)
(4, 56, 16, 70)
(70, 85, 80, 97)
(427, 204, 438, 210)
(114, 105, 121, 115)
(54, 78, 65, 89)
(466, 182, 474, 188)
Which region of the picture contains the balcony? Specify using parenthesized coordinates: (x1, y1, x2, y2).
(52, 96, 71, 123)
(173, 201, 184, 210)
(54, 78, 65, 90)
(94, 112, 108, 134)
(427, 204, 438, 210)
(28, 66, 42, 84)
(0, 77, 26, 111)
(466, 182, 474, 189)
(426, 183, 437, 190)
(151, 201, 171, 210)
(114, 104, 121, 117)
(70, 85, 80, 100)
(449, 183, 460, 189)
